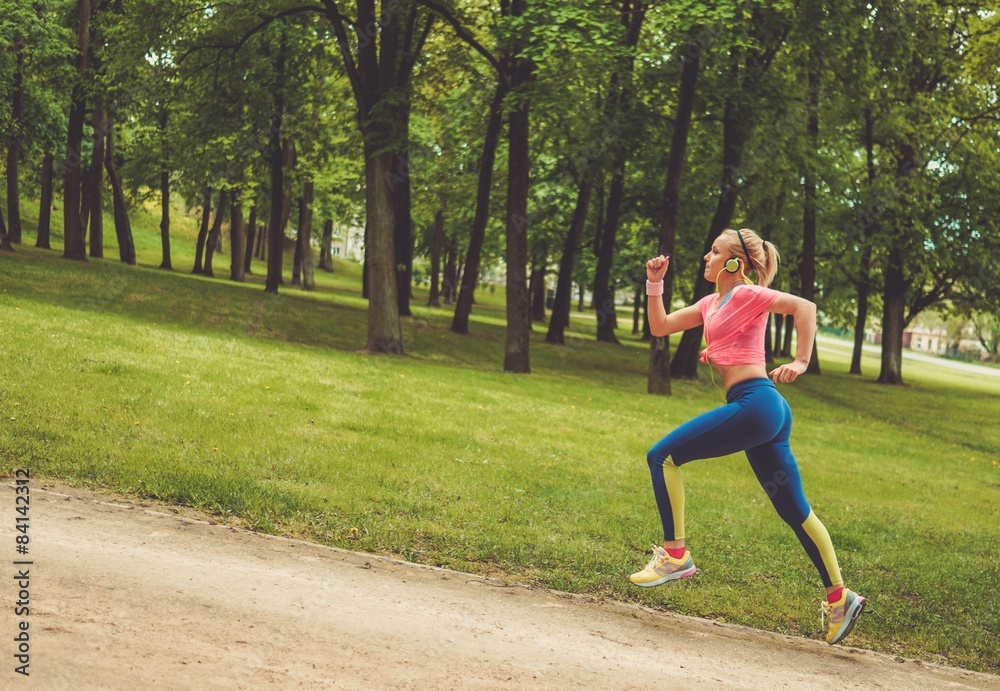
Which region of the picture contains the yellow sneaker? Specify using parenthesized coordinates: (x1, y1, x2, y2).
(822, 589, 866, 644)
(629, 546, 697, 587)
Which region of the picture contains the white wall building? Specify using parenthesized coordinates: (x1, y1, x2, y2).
(329, 225, 365, 263)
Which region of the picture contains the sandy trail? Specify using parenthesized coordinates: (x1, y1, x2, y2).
(2, 482, 996, 690)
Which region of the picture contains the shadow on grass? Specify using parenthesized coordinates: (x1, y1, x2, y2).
(792, 371, 1000, 456)
(4, 245, 653, 390)
(6, 246, 367, 350)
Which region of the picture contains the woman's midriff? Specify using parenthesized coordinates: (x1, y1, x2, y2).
(715, 363, 769, 391)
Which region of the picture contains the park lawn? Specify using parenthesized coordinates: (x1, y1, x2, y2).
(1, 200, 998, 674)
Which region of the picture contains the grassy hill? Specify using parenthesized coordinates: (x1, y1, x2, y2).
(2, 197, 998, 673)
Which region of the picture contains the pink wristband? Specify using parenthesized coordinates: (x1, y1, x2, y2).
(646, 280, 664, 296)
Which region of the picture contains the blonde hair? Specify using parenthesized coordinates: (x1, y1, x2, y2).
(720, 228, 780, 287)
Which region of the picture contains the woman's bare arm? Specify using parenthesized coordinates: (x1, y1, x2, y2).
(645, 255, 705, 337)
(647, 301, 704, 338)
(768, 292, 817, 383)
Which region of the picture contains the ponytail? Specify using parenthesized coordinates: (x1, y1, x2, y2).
(758, 240, 780, 288)
(723, 228, 781, 287)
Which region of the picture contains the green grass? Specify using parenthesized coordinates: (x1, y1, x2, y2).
(1, 197, 998, 674)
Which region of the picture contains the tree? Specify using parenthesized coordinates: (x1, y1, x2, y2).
(451, 76, 507, 334)
(5, 27, 26, 244)
(61, 0, 92, 261)
(203, 188, 229, 277)
(501, 0, 535, 373)
(312, 0, 444, 352)
(670, 4, 796, 378)
(230, 188, 246, 281)
(103, 110, 136, 265)
(591, 0, 646, 345)
(546, 179, 591, 344)
(647, 30, 701, 395)
(796, 0, 823, 375)
(865, 2, 1000, 384)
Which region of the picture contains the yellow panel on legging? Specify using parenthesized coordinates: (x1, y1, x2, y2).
(801, 511, 843, 587)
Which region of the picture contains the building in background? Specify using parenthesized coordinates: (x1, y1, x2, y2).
(329, 225, 365, 263)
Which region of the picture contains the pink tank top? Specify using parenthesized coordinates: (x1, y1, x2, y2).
(698, 285, 780, 366)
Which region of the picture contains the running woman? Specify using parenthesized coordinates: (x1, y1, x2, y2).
(633, 228, 865, 645)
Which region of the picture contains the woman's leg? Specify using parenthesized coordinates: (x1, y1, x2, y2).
(744, 394, 843, 587)
(634, 384, 783, 587)
(743, 388, 865, 645)
(645, 391, 779, 543)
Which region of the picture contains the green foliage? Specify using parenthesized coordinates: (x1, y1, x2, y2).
(4, 0, 994, 346)
(0, 0, 75, 179)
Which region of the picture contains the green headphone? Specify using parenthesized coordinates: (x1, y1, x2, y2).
(724, 230, 754, 275)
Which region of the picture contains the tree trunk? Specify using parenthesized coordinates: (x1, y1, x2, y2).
(36, 153, 54, 249)
(590, 181, 605, 305)
(103, 114, 136, 265)
(300, 180, 315, 290)
(452, 79, 507, 333)
(764, 314, 774, 364)
(280, 138, 296, 276)
(244, 206, 257, 274)
(319, 218, 333, 272)
(427, 209, 444, 306)
(230, 188, 245, 282)
(204, 189, 229, 277)
(6, 33, 25, 244)
(320, 1, 416, 353)
(671, 94, 749, 378)
(800, 53, 821, 374)
(365, 143, 403, 353)
(631, 282, 642, 334)
(194, 186, 211, 273)
(158, 106, 171, 269)
(641, 293, 651, 340)
(0, 205, 9, 251)
(782, 315, 794, 356)
(592, 165, 623, 344)
(648, 39, 699, 395)
(503, 39, 533, 373)
(62, 0, 91, 262)
(260, 224, 269, 260)
(878, 245, 906, 384)
(157, 162, 171, 269)
(851, 106, 878, 375)
(442, 237, 457, 304)
(80, 144, 90, 243)
(878, 143, 917, 384)
(0, 207, 9, 249)
(390, 112, 413, 316)
(257, 224, 267, 260)
(265, 33, 288, 294)
(773, 313, 784, 355)
(529, 253, 547, 323)
(292, 196, 304, 285)
(88, 103, 105, 258)
(362, 223, 369, 300)
(547, 179, 592, 344)
(850, 281, 870, 375)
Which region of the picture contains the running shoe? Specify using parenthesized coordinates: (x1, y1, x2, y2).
(822, 588, 867, 645)
(629, 546, 697, 587)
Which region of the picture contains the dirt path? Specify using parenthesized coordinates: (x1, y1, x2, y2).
(3, 482, 997, 690)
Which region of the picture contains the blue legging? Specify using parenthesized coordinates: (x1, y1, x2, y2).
(646, 377, 843, 587)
